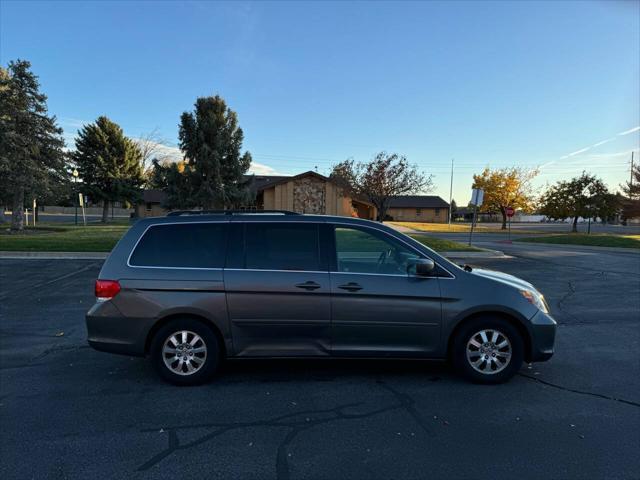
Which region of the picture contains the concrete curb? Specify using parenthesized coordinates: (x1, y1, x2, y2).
(0, 251, 109, 259)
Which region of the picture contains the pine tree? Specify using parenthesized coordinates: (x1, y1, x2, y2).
(0, 60, 66, 231)
(72, 116, 144, 222)
(178, 95, 252, 209)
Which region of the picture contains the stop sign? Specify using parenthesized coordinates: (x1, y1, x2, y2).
(506, 207, 515, 218)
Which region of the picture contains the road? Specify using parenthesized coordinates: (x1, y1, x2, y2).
(1, 246, 639, 479)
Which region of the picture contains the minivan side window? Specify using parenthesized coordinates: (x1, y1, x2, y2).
(129, 223, 227, 268)
(334, 226, 421, 275)
(245, 223, 321, 271)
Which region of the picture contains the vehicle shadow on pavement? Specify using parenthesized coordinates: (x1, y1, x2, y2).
(218, 357, 452, 383)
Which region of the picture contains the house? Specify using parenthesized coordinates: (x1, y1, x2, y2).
(136, 170, 450, 222)
(135, 189, 168, 218)
(254, 171, 377, 219)
(385, 195, 450, 222)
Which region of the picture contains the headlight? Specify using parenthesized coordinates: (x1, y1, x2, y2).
(520, 290, 549, 313)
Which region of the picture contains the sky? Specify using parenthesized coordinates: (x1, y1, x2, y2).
(1, 0, 639, 205)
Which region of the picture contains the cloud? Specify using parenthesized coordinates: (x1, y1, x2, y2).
(560, 147, 590, 159)
(133, 139, 287, 176)
(248, 162, 289, 176)
(559, 126, 639, 160)
(591, 138, 614, 147)
(585, 149, 639, 160)
(59, 117, 88, 129)
(617, 126, 640, 136)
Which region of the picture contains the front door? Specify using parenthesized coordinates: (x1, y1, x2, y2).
(224, 222, 331, 356)
(329, 225, 442, 356)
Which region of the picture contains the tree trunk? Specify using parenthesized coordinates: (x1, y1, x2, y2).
(572, 216, 578, 233)
(102, 200, 109, 223)
(500, 207, 507, 229)
(376, 203, 387, 222)
(11, 186, 25, 232)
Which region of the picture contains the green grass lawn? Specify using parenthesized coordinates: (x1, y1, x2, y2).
(516, 234, 640, 249)
(408, 234, 481, 252)
(0, 224, 130, 252)
(389, 221, 545, 234)
(0, 222, 480, 253)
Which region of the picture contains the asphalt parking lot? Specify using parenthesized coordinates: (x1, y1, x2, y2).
(1, 246, 639, 479)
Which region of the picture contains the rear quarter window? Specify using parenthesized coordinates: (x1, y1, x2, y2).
(129, 222, 227, 268)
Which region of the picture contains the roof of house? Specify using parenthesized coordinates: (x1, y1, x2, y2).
(387, 196, 450, 209)
(247, 175, 291, 194)
(252, 171, 328, 192)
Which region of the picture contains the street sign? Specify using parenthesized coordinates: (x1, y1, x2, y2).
(470, 188, 484, 207)
(468, 188, 484, 246)
(506, 207, 515, 218)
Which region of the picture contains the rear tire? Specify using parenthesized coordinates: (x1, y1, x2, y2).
(452, 316, 524, 384)
(150, 318, 220, 386)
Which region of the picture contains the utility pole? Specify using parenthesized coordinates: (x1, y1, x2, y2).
(448, 158, 454, 226)
(631, 151, 635, 187)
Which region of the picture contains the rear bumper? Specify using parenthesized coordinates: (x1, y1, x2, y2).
(528, 310, 557, 362)
(86, 301, 151, 357)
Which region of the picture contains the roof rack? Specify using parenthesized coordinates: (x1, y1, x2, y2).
(166, 209, 301, 217)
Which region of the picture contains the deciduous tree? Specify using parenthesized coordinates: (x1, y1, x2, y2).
(620, 162, 640, 221)
(72, 116, 144, 222)
(134, 127, 173, 180)
(330, 152, 433, 222)
(0, 60, 66, 231)
(472, 167, 538, 229)
(178, 95, 253, 209)
(539, 172, 618, 232)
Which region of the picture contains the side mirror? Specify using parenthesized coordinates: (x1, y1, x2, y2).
(408, 258, 435, 277)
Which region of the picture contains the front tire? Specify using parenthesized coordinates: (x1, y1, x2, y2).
(452, 317, 524, 384)
(150, 318, 220, 386)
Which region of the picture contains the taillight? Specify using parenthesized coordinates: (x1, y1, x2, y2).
(95, 280, 121, 300)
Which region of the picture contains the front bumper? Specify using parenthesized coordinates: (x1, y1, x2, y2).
(528, 310, 557, 362)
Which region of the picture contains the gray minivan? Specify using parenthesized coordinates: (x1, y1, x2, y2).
(86, 211, 556, 385)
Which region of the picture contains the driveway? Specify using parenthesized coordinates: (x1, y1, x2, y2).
(0, 250, 639, 479)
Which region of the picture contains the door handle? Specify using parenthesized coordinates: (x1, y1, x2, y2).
(338, 282, 363, 292)
(295, 281, 321, 291)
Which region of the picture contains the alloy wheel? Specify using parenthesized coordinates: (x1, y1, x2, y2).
(162, 330, 208, 376)
(466, 329, 512, 375)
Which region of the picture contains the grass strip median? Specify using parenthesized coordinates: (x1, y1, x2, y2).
(389, 221, 545, 234)
(1, 223, 481, 253)
(515, 234, 640, 249)
(0, 224, 130, 252)
(408, 234, 481, 252)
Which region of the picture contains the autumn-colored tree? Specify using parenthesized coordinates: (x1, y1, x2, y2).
(472, 167, 538, 229)
(330, 152, 433, 222)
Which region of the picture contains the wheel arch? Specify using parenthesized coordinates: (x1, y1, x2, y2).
(446, 310, 533, 363)
(145, 313, 228, 358)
